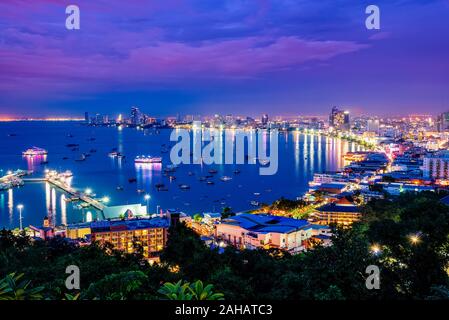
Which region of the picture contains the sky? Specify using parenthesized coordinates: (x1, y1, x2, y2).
(0, 0, 449, 118)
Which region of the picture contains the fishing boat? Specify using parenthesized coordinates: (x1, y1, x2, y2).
(22, 147, 47, 156)
(220, 176, 232, 182)
(135, 156, 162, 164)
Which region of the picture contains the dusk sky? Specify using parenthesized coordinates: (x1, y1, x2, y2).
(1, 0, 449, 118)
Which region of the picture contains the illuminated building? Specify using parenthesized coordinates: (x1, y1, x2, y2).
(215, 213, 319, 254)
(329, 106, 350, 131)
(313, 197, 361, 226)
(67, 217, 170, 261)
(422, 150, 449, 179)
(437, 112, 449, 132)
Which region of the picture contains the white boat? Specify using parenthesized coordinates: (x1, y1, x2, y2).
(22, 146, 47, 156)
(220, 176, 232, 181)
(135, 156, 162, 164)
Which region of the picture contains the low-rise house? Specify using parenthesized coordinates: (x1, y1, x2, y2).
(215, 213, 322, 254)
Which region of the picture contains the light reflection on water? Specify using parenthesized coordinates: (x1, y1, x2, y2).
(0, 122, 364, 229)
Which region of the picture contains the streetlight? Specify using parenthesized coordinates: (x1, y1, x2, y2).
(144, 194, 151, 214)
(17, 204, 24, 231)
(370, 244, 381, 255)
(409, 234, 420, 245)
(102, 196, 110, 204)
(85, 188, 92, 195)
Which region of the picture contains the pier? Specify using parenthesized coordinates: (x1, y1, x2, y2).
(21, 170, 106, 211)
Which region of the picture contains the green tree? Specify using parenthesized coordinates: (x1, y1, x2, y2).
(0, 273, 44, 300)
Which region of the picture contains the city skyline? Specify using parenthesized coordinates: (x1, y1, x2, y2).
(1, 1, 449, 118)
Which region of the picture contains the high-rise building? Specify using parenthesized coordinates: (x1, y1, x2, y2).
(437, 112, 449, 132)
(422, 150, 449, 179)
(130, 107, 143, 125)
(329, 106, 350, 131)
(367, 119, 380, 134)
(261, 114, 269, 126)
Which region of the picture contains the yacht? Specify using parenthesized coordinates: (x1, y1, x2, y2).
(22, 147, 47, 156)
(135, 156, 162, 163)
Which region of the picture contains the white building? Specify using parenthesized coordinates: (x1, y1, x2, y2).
(422, 151, 449, 179)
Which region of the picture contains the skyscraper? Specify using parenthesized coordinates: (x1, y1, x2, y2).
(329, 106, 350, 131)
(437, 112, 449, 132)
(261, 114, 269, 126)
(130, 107, 142, 125)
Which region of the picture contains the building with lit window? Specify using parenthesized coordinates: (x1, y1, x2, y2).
(422, 150, 449, 179)
(215, 213, 321, 254)
(329, 106, 350, 131)
(67, 217, 170, 261)
(312, 197, 361, 226)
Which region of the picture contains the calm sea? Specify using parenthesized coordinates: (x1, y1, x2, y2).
(0, 121, 363, 229)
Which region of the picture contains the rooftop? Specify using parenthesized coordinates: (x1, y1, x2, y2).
(221, 213, 312, 234)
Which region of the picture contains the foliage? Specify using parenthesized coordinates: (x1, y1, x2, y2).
(0, 272, 44, 300)
(158, 280, 224, 300)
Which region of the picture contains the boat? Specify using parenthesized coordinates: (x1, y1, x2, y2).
(253, 192, 261, 196)
(220, 176, 232, 182)
(75, 154, 86, 161)
(207, 181, 215, 185)
(250, 201, 260, 206)
(136, 189, 145, 194)
(234, 169, 241, 174)
(179, 184, 190, 190)
(169, 176, 176, 181)
(135, 156, 162, 164)
(22, 147, 47, 156)
(116, 186, 124, 191)
(109, 151, 119, 157)
(209, 169, 218, 174)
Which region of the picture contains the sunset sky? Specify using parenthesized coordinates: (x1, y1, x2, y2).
(0, 0, 449, 117)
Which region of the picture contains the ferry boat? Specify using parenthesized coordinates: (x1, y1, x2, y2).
(135, 156, 162, 164)
(22, 147, 47, 156)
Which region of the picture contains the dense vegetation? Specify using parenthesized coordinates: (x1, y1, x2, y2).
(0, 192, 448, 300)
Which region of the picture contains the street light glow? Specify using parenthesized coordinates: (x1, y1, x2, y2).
(370, 244, 381, 254)
(102, 196, 110, 203)
(144, 194, 151, 200)
(409, 234, 420, 245)
(85, 188, 92, 195)
(17, 204, 24, 210)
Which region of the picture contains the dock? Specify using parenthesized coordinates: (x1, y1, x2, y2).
(19, 171, 106, 211)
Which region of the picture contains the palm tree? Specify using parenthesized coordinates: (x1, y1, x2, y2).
(0, 273, 44, 300)
(158, 280, 224, 300)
